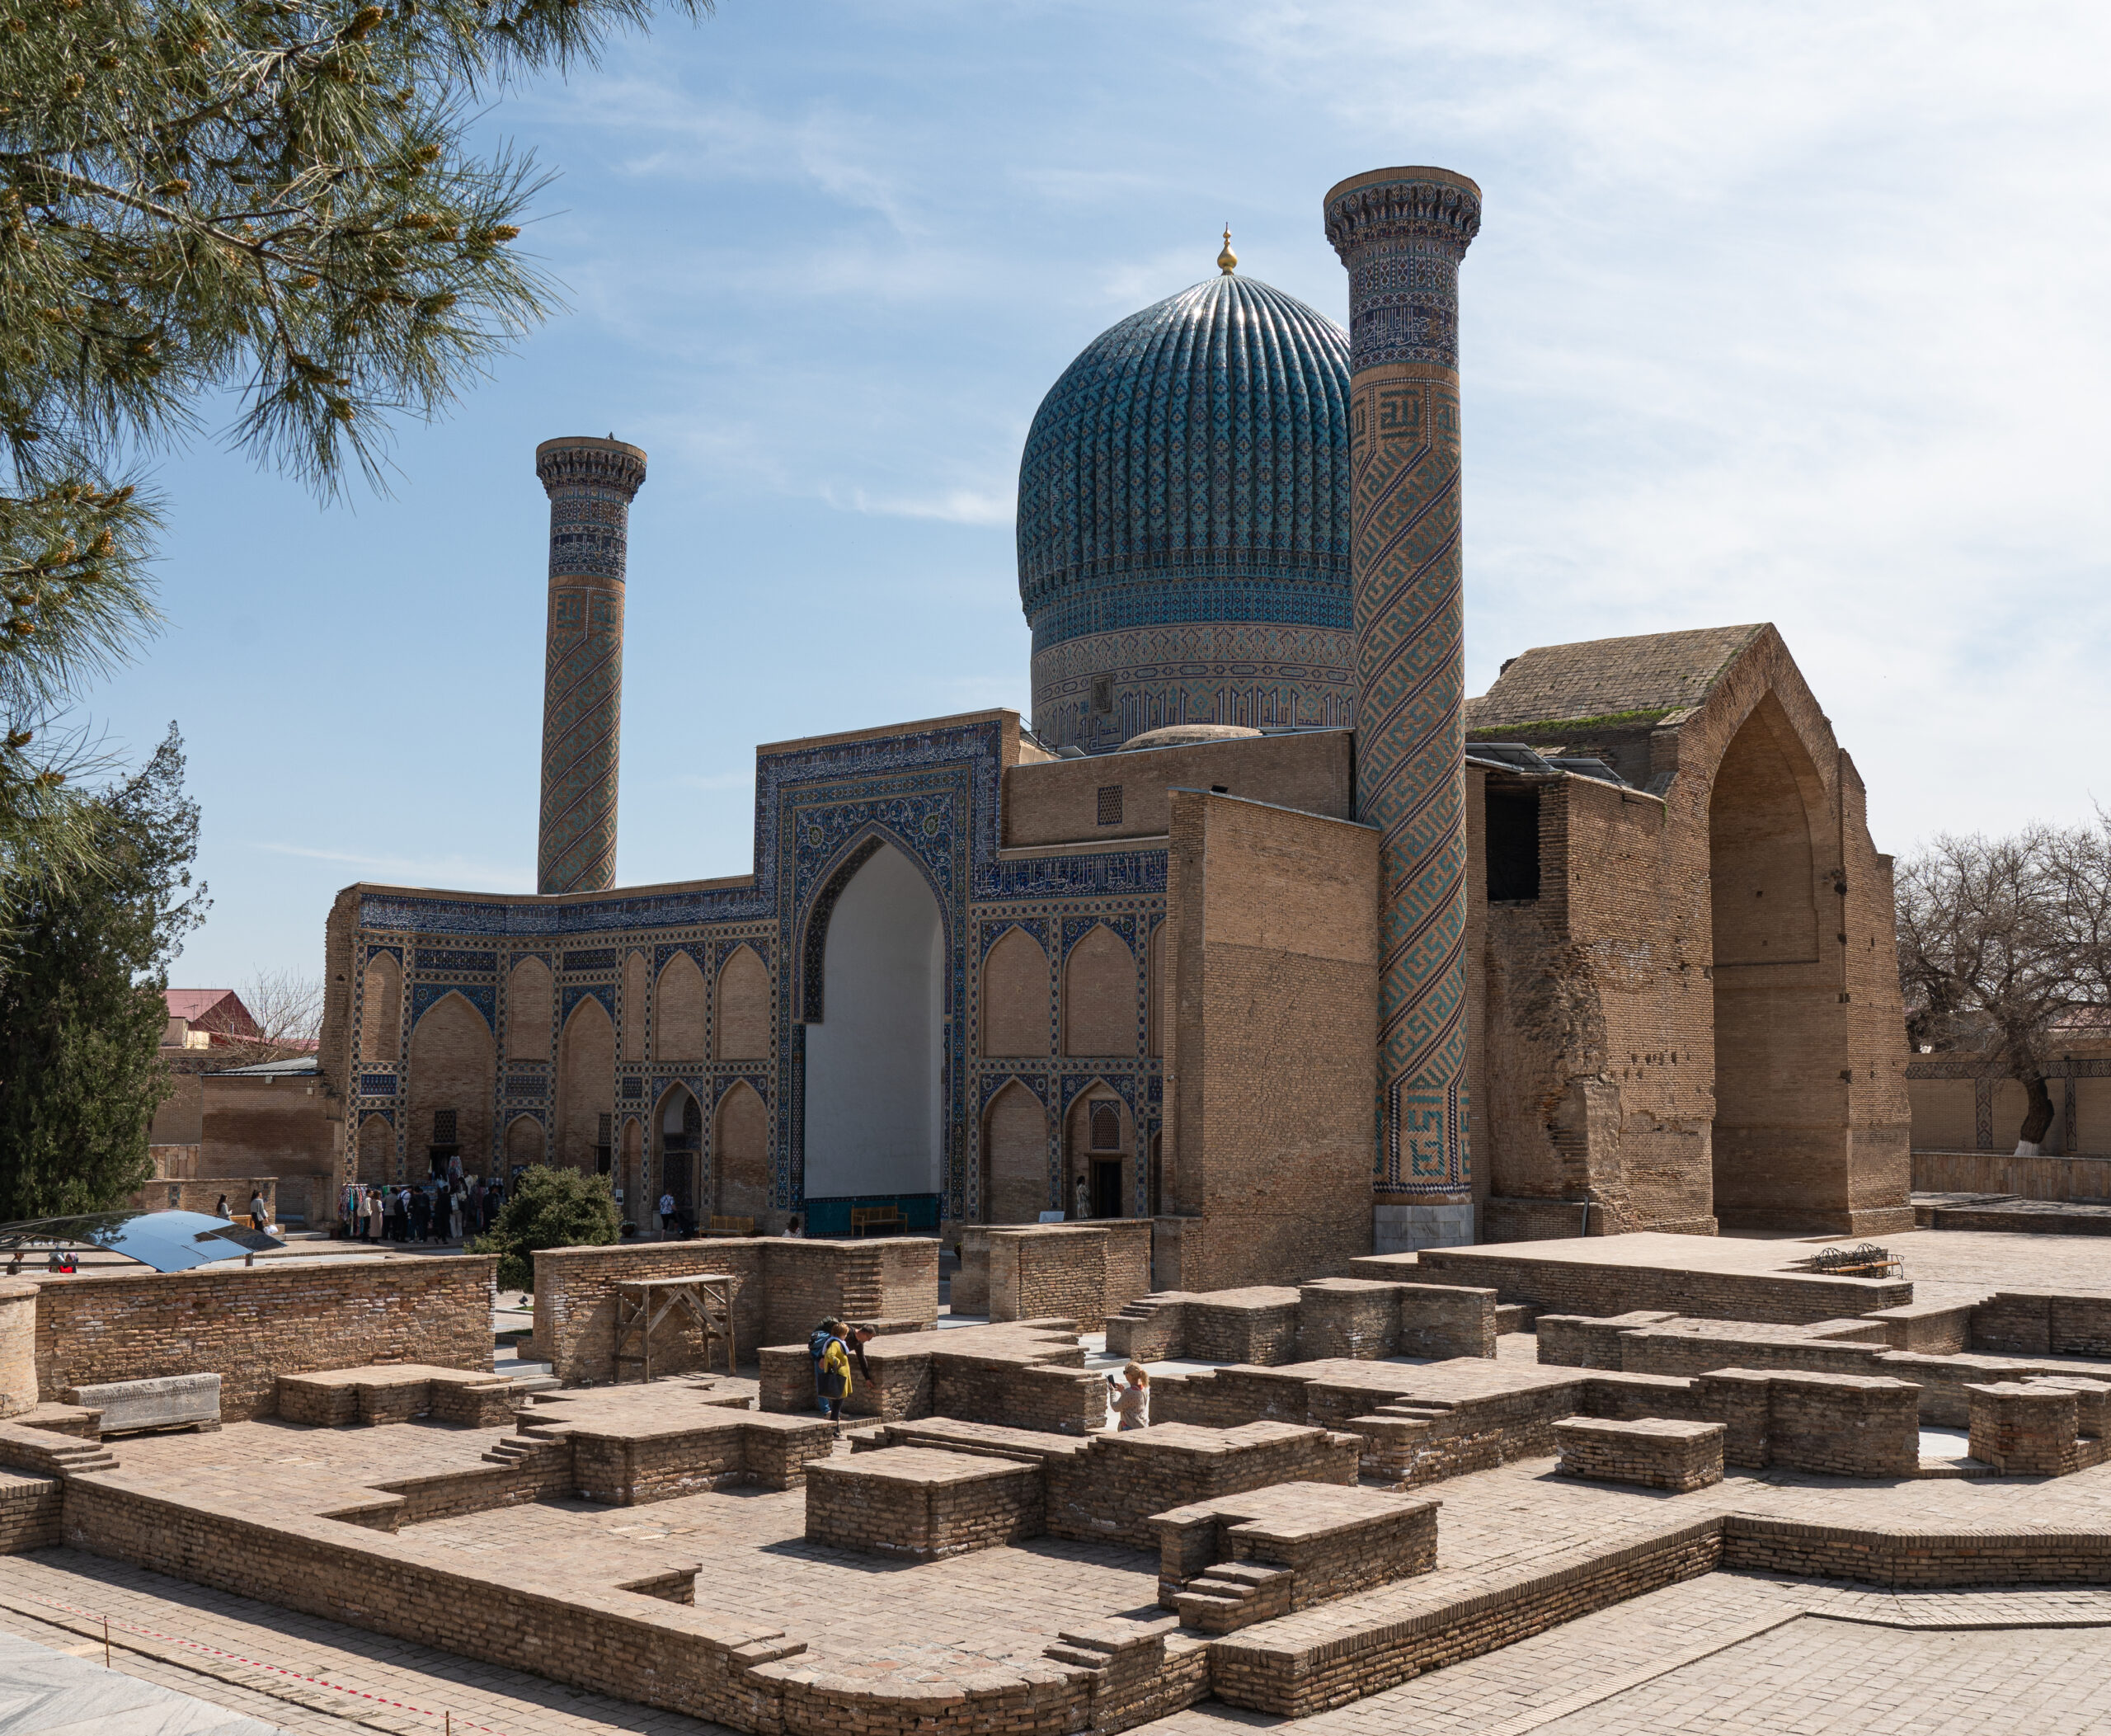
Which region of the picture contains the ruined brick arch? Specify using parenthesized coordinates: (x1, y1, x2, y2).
(405, 990, 495, 1180)
(981, 927, 1051, 1058)
(355, 1113, 393, 1185)
(715, 945, 770, 1061)
(359, 953, 402, 1062)
(1065, 1084, 1131, 1218)
(656, 951, 708, 1061)
(713, 1081, 770, 1221)
(1709, 689, 1825, 968)
(1705, 685, 1847, 1230)
(621, 951, 649, 1062)
(1063, 924, 1137, 1057)
(504, 1114, 545, 1170)
(554, 996, 614, 1175)
(504, 957, 552, 1062)
(981, 1080, 1049, 1224)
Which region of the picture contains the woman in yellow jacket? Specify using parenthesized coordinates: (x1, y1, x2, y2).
(817, 1324, 852, 1434)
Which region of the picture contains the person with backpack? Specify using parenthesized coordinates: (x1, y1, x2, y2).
(810, 1319, 851, 1434)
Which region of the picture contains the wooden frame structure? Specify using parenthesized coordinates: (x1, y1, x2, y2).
(614, 1273, 735, 1382)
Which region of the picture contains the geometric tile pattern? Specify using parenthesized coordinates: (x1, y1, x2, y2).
(1326, 167, 1482, 1197)
(535, 438, 646, 896)
(1017, 271, 1356, 753)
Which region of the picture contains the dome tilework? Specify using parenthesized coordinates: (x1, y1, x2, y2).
(1017, 275, 1352, 655)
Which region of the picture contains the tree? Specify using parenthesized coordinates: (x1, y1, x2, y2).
(1895, 818, 2111, 1152)
(0, 722, 205, 1216)
(0, 0, 708, 892)
(469, 1160, 614, 1291)
(211, 966, 322, 1067)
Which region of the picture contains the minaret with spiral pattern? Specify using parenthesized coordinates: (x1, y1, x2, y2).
(535, 435, 646, 896)
(1323, 167, 1481, 1251)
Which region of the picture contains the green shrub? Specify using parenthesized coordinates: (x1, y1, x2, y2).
(471, 1164, 618, 1292)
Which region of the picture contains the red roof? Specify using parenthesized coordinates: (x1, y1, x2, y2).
(163, 990, 258, 1037)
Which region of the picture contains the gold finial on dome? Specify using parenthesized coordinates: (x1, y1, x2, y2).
(1217, 225, 1237, 275)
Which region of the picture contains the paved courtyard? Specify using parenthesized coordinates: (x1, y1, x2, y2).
(1, 1228, 2109, 1734)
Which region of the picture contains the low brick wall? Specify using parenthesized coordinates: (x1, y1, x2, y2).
(276, 1366, 514, 1429)
(1397, 1285, 1497, 1359)
(952, 1226, 990, 1314)
(534, 1239, 938, 1384)
(1044, 1421, 1361, 1548)
(1295, 1281, 1400, 1361)
(991, 1226, 1110, 1329)
(1970, 1291, 2111, 1359)
(1963, 1381, 2106, 1477)
(1382, 1249, 1909, 1326)
(1185, 1290, 1304, 1366)
(0, 1472, 59, 1551)
(570, 1413, 837, 1503)
(1718, 1514, 2111, 1588)
(1209, 1517, 1725, 1717)
(1554, 1416, 1723, 1492)
(804, 1447, 1044, 1559)
(34, 1258, 493, 1422)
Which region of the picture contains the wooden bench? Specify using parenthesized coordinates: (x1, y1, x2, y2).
(708, 1215, 755, 1235)
(850, 1207, 907, 1237)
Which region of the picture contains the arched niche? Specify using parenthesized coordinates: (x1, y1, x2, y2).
(360, 953, 402, 1062)
(981, 928, 1051, 1057)
(657, 1084, 703, 1215)
(714, 1082, 771, 1221)
(622, 951, 650, 1062)
(356, 1113, 394, 1185)
(1065, 1084, 1131, 1218)
(555, 996, 615, 1174)
(1146, 921, 1165, 1060)
(405, 990, 495, 1179)
(503, 1114, 545, 1172)
(1064, 924, 1137, 1057)
(656, 953, 708, 1061)
(802, 840, 944, 1200)
(716, 945, 771, 1061)
(505, 957, 552, 1061)
(981, 1080, 1049, 1224)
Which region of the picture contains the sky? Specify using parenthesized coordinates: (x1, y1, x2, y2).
(88, 0, 2111, 988)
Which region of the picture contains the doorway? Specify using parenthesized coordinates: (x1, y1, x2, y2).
(1091, 1159, 1123, 1220)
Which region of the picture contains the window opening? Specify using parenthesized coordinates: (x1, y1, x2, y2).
(1089, 1101, 1121, 1150)
(1097, 786, 1123, 826)
(1485, 785, 1541, 902)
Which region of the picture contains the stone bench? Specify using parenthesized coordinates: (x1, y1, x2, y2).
(804, 1445, 1044, 1559)
(1554, 1414, 1724, 1492)
(62, 1374, 219, 1437)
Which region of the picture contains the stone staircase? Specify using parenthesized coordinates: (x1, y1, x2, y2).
(1168, 1560, 1294, 1632)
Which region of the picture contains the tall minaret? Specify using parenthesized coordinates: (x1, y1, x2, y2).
(535, 435, 647, 896)
(1323, 167, 1481, 1252)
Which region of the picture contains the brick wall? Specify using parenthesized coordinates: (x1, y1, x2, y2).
(1163, 792, 1378, 1290)
(1403, 1248, 1909, 1325)
(1971, 1291, 2111, 1359)
(805, 1447, 1045, 1560)
(1398, 1285, 1498, 1358)
(1044, 1421, 1361, 1548)
(1554, 1417, 1724, 1492)
(1184, 1290, 1303, 1365)
(1295, 1281, 1399, 1361)
(989, 1226, 1107, 1329)
(0, 1282, 35, 1420)
(534, 1238, 939, 1383)
(0, 1472, 59, 1552)
(32, 1258, 493, 1422)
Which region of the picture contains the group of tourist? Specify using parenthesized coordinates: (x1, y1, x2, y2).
(340, 1175, 505, 1245)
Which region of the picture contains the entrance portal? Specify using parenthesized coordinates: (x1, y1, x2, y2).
(802, 842, 945, 1202)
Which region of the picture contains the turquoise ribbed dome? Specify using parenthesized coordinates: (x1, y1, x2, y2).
(1016, 274, 1352, 655)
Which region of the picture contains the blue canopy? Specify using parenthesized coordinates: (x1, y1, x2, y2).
(0, 1210, 284, 1273)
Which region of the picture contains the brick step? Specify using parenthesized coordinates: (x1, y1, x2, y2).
(1043, 1642, 1116, 1670)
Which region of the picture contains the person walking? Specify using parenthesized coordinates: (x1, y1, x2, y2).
(659, 1191, 676, 1240)
(1073, 1176, 1091, 1221)
(1107, 1363, 1150, 1431)
(248, 1190, 269, 1229)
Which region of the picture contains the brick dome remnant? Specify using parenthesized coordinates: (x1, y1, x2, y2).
(534, 435, 647, 896)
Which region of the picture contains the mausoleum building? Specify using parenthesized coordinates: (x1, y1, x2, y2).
(319, 169, 1912, 1282)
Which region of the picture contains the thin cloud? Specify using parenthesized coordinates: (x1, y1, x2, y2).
(252, 840, 530, 892)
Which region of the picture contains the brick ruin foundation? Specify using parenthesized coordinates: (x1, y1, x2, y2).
(0, 1227, 2105, 1736)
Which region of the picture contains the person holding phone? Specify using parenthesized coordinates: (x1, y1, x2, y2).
(1107, 1362, 1150, 1431)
